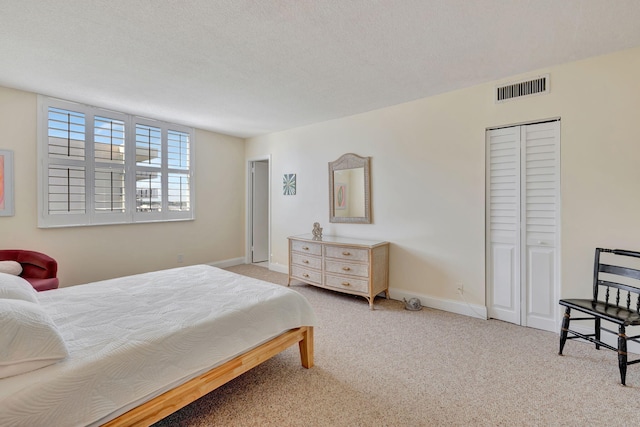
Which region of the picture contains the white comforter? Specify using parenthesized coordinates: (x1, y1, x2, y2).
(0, 265, 316, 427)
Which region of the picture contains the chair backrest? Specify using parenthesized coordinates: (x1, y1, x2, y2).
(0, 249, 57, 279)
(594, 248, 640, 312)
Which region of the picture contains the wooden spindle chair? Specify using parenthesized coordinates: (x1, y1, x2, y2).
(559, 248, 640, 385)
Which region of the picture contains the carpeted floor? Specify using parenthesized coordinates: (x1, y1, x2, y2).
(153, 264, 639, 426)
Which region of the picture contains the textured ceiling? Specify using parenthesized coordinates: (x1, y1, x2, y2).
(1, 0, 640, 138)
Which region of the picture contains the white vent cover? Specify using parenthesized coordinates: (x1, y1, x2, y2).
(496, 74, 549, 103)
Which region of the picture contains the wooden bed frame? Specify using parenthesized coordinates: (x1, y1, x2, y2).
(102, 326, 313, 426)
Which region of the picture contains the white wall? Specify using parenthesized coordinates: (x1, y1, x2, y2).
(0, 86, 246, 286)
(246, 46, 640, 312)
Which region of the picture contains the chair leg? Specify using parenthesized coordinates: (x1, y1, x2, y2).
(595, 317, 601, 350)
(618, 325, 628, 386)
(559, 307, 571, 355)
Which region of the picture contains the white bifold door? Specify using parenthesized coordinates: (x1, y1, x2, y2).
(486, 121, 560, 332)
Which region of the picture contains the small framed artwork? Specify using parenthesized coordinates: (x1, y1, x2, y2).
(0, 150, 14, 216)
(334, 182, 347, 210)
(283, 173, 296, 195)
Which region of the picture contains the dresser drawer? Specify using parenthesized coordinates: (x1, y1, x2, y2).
(291, 240, 322, 256)
(325, 260, 369, 278)
(291, 265, 322, 285)
(291, 252, 322, 270)
(324, 246, 369, 262)
(325, 274, 368, 294)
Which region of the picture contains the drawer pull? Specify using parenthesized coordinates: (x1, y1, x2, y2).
(342, 282, 351, 287)
(303, 260, 309, 264)
(342, 251, 351, 256)
(303, 273, 310, 278)
(342, 266, 351, 271)
(302, 246, 309, 250)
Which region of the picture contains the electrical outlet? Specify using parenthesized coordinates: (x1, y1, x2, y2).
(177, 254, 184, 264)
(456, 284, 464, 295)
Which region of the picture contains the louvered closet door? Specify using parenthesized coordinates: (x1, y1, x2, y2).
(486, 121, 560, 332)
(486, 126, 521, 325)
(522, 122, 560, 332)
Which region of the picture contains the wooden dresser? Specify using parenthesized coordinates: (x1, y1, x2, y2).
(287, 234, 389, 309)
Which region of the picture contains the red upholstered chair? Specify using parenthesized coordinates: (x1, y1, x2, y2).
(0, 250, 59, 291)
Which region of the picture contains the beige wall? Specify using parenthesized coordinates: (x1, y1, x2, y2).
(0, 86, 246, 286)
(246, 46, 640, 307)
(2, 46, 639, 307)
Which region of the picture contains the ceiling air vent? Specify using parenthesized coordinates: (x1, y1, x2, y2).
(496, 74, 549, 103)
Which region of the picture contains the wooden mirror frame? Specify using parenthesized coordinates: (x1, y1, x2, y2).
(329, 153, 371, 224)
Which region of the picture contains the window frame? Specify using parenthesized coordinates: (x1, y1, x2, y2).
(38, 96, 195, 228)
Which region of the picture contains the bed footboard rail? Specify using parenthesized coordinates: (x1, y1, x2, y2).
(103, 326, 314, 427)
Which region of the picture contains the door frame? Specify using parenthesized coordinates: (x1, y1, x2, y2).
(246, 155, 271, 266)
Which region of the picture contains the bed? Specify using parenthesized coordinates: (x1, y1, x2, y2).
(0, 264, 316, 426)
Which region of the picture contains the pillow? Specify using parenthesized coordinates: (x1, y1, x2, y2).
(0, 299, 69, 378)
(0, 272, 39, 304)
(0, 260, 22, 276)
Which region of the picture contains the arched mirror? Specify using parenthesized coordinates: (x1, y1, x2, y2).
(329, 153, 371, 224)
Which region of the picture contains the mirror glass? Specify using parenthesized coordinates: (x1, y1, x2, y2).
(329, 153, 371, 224)
(333, 168, 365, 218)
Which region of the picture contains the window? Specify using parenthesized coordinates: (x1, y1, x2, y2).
(38, 97, 195, 227)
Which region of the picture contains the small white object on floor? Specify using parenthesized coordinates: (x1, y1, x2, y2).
(403, 298, 422, 311)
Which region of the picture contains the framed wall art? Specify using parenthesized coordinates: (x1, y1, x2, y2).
(283, 173, 296, 195)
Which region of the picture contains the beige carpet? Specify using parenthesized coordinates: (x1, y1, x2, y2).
(154, 265, 639, 426)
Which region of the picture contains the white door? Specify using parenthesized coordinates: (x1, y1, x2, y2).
(251, 161, 269, 263)
(486, 126, 521, 325)
(486, 121, 560, 332)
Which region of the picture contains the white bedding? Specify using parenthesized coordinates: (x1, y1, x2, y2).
(0, 265, 316, 427)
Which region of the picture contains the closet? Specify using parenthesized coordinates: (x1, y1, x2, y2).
(486, 120, 560, 332)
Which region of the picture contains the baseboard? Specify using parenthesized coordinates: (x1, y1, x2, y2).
(389, 288, 487, 320)
(236, 261, 487, 320)
(208, 257, 246, 269)
(269, 262, 288, 274)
